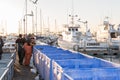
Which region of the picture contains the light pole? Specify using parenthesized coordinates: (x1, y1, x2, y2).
(40, 9, 42, 35)
(23, 11, 34, 34)
(25, 0, 27, 34)
(23, 18, 25, 34)
(30, 0, 38, 35)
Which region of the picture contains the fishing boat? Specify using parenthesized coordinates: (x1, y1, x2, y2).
(58, 15, 108, 51)
(96, 17, 120, 51)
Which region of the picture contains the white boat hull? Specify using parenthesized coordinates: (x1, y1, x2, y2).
(58, 39, 77, 50)
(58, 39, 108, 51)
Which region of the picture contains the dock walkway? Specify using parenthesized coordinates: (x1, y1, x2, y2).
(12, 53, 37, 80)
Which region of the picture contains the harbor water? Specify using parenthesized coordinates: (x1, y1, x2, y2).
(76, 50, 120, 64)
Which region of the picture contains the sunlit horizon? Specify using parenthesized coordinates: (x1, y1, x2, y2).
(0, 0, 120, 35)
(0, 0, 24, 34)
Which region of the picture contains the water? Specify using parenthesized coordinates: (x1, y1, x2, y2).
(62, 47, 120, 64)
(82, 50, 120, 64)
(56, 43, 120, 64)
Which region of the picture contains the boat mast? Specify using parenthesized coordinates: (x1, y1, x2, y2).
(40, 9, 42, 35)
(71, 0, 74, 27)
(69, 0, 78, 27)
(25, 0, 27, 34)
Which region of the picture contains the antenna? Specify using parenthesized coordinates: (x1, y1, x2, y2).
(30, 0, 38, 4)
(71, 0, 74, 15)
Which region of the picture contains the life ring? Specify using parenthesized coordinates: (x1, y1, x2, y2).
(73, 45, 79, 51)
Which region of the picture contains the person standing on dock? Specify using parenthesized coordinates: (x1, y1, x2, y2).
(16, 34, 26, 65)
(23, 38, 33, 66)
(0, 36, 4, 60)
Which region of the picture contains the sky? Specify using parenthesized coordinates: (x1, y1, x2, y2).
(0, 0, 120, 34)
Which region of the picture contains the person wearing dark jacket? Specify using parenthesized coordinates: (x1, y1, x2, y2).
(16, 34, 26, 65)
(0, 36, 4, 60)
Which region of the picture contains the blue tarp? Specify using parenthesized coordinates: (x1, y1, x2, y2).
(33, 45, 120, 80)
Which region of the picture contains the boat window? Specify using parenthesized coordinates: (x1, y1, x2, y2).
(72, 28, 74, 31)
(76, 28, 78, 31)
(8, 44, 10, 47)
(68, 28, 71, 31)
(110, 32, 117, 38)
(12, 44, 15, 46)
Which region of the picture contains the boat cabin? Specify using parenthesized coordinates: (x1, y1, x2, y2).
(62, 24, 81, 42)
